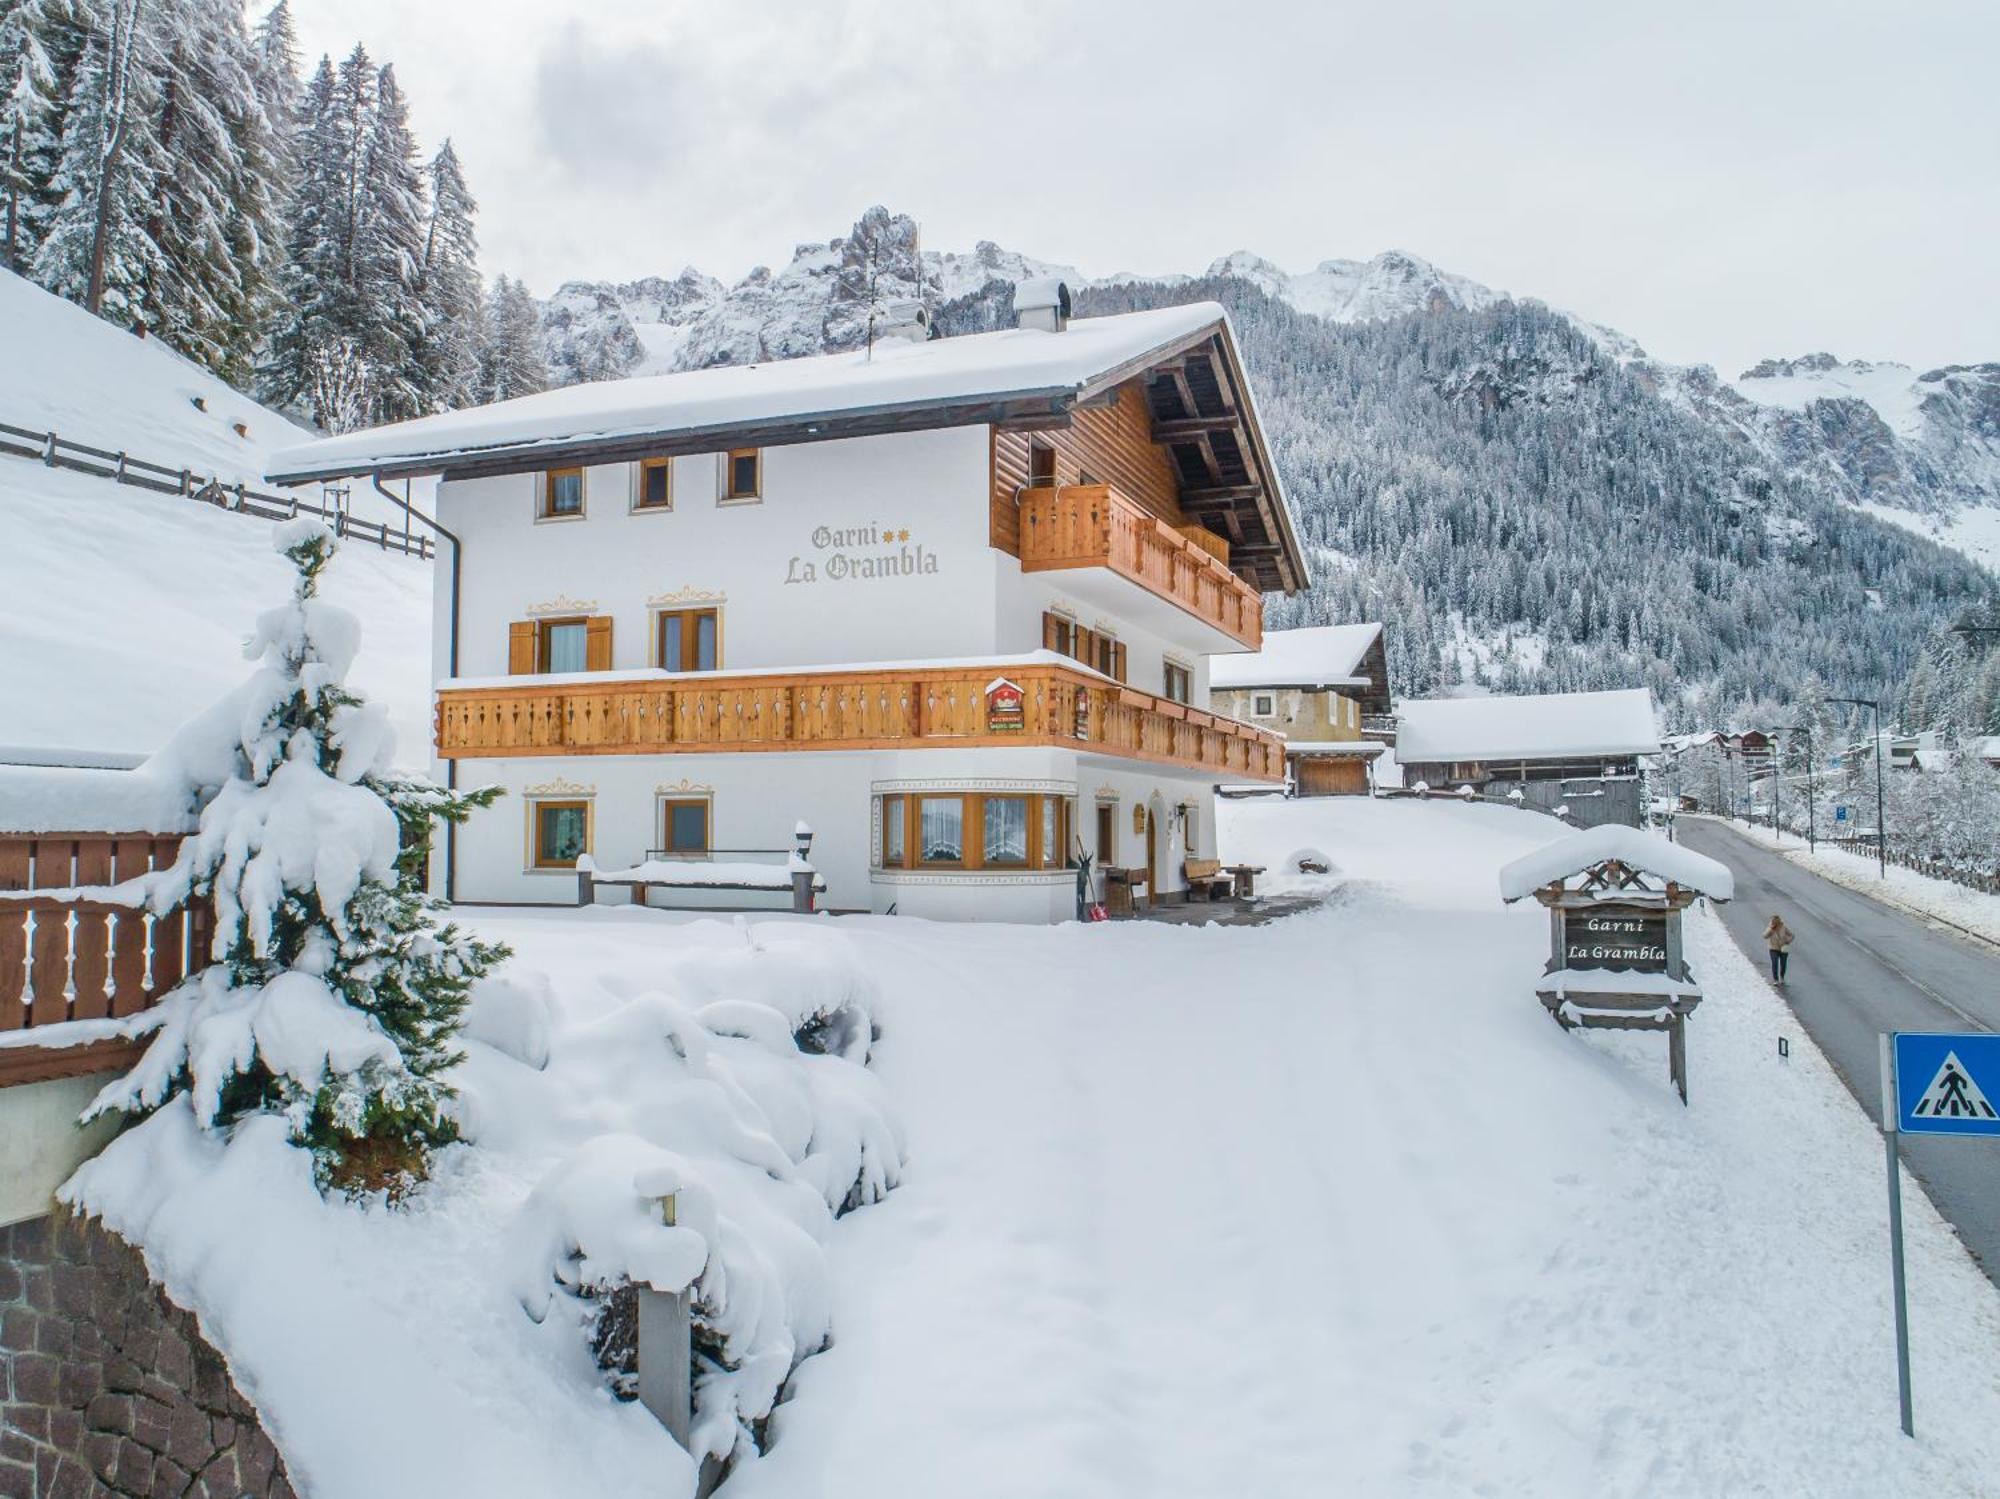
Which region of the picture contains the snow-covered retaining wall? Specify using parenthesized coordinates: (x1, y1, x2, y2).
(0, 1210, 293, 1499)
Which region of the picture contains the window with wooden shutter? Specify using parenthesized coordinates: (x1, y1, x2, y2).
(656, 608, 720, 672)
(585, 616, 613, 672)
(508, 621, 536, 675)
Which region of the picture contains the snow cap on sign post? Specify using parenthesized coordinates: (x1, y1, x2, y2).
(1497, 823, 1734, 903)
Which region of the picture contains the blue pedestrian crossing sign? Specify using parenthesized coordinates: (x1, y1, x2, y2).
(1894, 1033, 2000, 1137)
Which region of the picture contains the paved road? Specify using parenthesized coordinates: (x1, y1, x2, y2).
(1678, 818, 2000, 1285)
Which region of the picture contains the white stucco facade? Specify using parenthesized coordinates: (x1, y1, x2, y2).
(428, 422, 1256, 921)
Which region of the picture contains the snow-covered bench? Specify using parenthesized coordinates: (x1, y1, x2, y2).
(577, 825, 826, 914)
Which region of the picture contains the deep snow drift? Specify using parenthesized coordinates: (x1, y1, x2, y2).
(713, 798, 2000, 1498)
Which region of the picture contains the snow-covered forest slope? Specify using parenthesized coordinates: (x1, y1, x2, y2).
(0, 270, 432, 757)
(539, 209, 1997, 724)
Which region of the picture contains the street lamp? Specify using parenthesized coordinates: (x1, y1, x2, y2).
(1829, 697, 1886, 878)
(1770, 723, 1815, 853)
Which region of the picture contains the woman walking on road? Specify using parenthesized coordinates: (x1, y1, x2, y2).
(1764, 914, 1795, 984)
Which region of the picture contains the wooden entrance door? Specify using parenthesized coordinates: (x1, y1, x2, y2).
(1144, 808, 1158, 906)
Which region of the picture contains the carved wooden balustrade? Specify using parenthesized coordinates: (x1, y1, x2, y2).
(1017, 484, 1264, 650)
(436, 664, 1287, 781)
(0, 834, 207, 1084)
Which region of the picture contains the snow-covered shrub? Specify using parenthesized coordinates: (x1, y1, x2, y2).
(89, 520, 506, 1191)
(489, 933, 904, 1470)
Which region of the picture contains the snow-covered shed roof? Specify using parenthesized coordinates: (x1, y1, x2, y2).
(1210, 623, 1384, 691)
(1397, 689, 1659, 764)
(1498, 825, 1734, 903)
(266, 301, 1308, 594)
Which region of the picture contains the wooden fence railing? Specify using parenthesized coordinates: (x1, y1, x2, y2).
(0, 419, 434, 560)
(0, 834, 209, 1084)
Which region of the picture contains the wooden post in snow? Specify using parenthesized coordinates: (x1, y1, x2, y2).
(636, 1190, 693, 1450)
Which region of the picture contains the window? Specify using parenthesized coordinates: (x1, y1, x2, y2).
(917, 796, 964, 865)
(983, 796, 1029, 867)
(540, 618, 590, 674)
(1039, 796, 1072, 869)
(541, 467, 584, 519)
(657, 608, 719, 672)
(1028, 441, 1057, 488)
(873, 792, 1074, 872)
(1095, 802, 1117, 866)
(510, 615, 612, 674)
(1094, 633, 1126, 684)
(659, 798, 710, 856)
(1253, 693, 1275, 717)
(635, 457, 672, 510)
(531, 800, 589, 869)
(882, 796, 906, 866)
(1163, 662, 1192, 704)
(722, 448, 761, 502)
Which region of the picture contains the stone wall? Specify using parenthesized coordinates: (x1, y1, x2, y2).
(0, 1212, 292, 1499)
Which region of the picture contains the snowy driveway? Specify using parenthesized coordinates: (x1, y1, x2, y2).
(722, 800, 2000, 1498)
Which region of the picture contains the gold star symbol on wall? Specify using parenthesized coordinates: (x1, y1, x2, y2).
(897, 529, 911, 542)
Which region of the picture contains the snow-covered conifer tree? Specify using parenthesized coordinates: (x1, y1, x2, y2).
(353, 60, 427, 421)
(481, 272, 548, 400)
(91, 519, 506, 1193)
(413, 137, 481, 410)
(0, 0, 59, 270)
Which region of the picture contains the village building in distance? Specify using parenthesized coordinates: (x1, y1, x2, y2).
(267, 286, 1309, 920)
(1210, 623, 1391, 795)
(1395, 687, 1660, 828)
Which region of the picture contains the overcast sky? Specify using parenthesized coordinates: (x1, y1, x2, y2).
(294, 0, 1999, 378)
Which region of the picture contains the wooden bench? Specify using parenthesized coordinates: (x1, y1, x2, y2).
(1183, 858, 1236, 903)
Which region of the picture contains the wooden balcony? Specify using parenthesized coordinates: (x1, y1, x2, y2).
(1017, 485, 1263, 651)
(436, 663, 1286, 781)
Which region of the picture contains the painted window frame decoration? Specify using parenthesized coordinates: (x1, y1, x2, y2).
(540, 466, 586, 521)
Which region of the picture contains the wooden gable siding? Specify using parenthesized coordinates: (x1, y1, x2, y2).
(990, 381, 1181, 554)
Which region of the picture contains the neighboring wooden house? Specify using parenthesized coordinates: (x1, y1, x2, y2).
(1209, 623, 1390, 795)
(1397, 688, 1661, 827)
(267, 287, 1309, 920)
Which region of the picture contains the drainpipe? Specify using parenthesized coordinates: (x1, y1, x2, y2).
(373, 473, 463, 903)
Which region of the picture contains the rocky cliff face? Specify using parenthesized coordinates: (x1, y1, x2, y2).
(534, 204, 2000, 566)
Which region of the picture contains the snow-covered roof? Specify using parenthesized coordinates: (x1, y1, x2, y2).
(1397, 689, 1659, 764)
(1498, 824, 1734, 903)
(1210, 623, 1384, 690)
(267, 304, 1230, 483)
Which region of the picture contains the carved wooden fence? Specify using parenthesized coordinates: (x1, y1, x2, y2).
(0, 834, 209, 1085)
(0, 419, 434, 560)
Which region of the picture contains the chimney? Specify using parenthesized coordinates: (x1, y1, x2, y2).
(1014, 277, 1071, 333)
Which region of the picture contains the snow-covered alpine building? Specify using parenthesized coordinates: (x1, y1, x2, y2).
(267, 290, 1307, 919)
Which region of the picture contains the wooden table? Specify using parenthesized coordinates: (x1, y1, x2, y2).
(1224, 863, 1266, 900)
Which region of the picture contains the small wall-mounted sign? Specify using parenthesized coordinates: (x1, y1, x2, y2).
(985, 677, 1024, 733)
(1132, 803, 1148, 835)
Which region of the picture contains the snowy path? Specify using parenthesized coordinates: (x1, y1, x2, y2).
(724, 801, 2000, 1498)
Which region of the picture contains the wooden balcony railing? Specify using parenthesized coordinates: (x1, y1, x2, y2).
(437, 663, 1287, 781)
(0, 833, 208, 1085)
(1017, 485, 1263, 650)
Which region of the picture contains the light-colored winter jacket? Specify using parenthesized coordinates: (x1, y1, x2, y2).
(1764, 918, 1795, 952)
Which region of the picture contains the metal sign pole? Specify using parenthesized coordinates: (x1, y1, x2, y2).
(1879, 1034, 1914, 1438)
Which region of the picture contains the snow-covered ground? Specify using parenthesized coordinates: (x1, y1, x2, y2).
(57, 796, 2000, 1495)
(714, 798, 2000, 1497)
(1703, 814, 2000, 948)
(0, 270, 433, 759)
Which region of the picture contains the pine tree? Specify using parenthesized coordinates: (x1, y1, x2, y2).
(352, 59, 426, 422)
(89, 519, 507, 1193)
(0, 0, 58, 270)
(481, 272, 547, 400)
(33, 0, 162, 322)
(412, 137, 480, 410)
